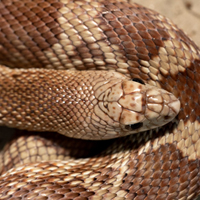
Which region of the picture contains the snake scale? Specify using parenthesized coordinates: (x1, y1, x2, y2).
(0, 0, 200, 199)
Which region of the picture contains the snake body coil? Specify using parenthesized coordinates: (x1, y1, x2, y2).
(0, 0, 200, 199)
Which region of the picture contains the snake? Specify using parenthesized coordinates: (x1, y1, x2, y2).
(0, 0, 200, 199)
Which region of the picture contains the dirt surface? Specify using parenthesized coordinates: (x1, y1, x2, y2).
(133, 0, 200, 48)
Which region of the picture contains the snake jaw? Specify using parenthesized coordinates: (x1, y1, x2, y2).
(90, 79, 181, 139)
(92, 79, 180, 139)
(116, 80, 181, 134)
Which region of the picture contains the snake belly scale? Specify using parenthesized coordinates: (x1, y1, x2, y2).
(0, 0, 200, 199)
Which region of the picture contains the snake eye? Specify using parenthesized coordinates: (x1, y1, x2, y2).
(125, 122, 143, 130)
(132, 78, 145, 85)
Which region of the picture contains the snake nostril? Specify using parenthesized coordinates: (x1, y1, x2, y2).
(125, 122, 143, 130)
(132, 78, 145, 85)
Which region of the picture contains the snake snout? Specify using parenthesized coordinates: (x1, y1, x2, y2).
(118, 81, 180, 134)
(145, 86, 181, 128)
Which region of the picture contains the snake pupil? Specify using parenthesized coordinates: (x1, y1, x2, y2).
(132, 78, 145, 85)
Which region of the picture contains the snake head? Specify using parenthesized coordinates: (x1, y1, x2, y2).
(119, 79, 180, 132)
(94, 76, 180, 139)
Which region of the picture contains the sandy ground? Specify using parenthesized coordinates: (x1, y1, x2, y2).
(0, 0, 200, 199)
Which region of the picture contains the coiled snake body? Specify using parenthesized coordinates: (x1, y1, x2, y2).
(0, 0, 200, 199)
